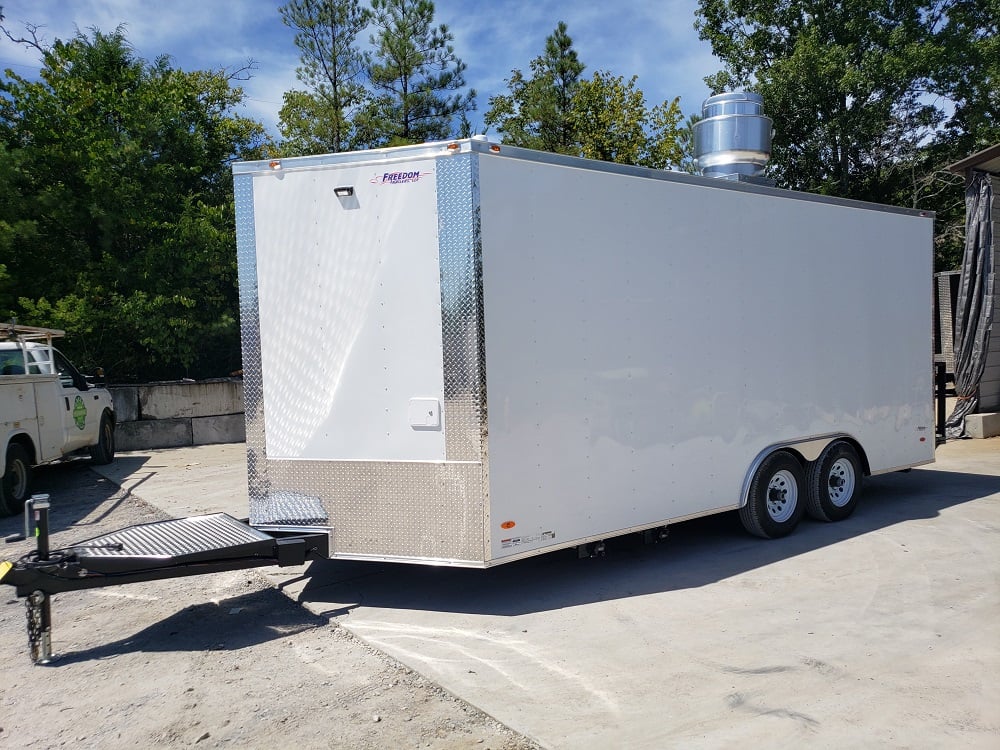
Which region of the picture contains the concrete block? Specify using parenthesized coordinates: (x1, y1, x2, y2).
(117, 418, 193, 451)
(109, 386, 139, 423)
(966, 412, 1000, 439)
(139, 380, 244, 420)
(192, 414, 246, 445)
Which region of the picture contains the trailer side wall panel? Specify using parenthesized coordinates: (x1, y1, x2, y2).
(477, 154, 934, 560)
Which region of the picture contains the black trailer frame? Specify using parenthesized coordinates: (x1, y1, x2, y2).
(2, 498, 328, 663)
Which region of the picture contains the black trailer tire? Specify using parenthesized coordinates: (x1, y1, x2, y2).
(89, 411, 115, 465)
(1, 443, 32, 517)
(806, 441, 862, 522)
(739, 450, 806, 539)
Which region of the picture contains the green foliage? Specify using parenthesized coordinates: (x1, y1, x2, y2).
(0, 27, 269, 379)
(278, 0, 369, 154)
(695, 0, 1000, 270)
(573, 72, 686, 170)
(484, 21, 584, 154)
(485, 24, 688, 170)
(355, 0, 475, 147)
(933, 0, 999, 152)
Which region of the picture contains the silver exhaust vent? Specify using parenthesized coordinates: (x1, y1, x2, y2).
(693, 92, 772, 180)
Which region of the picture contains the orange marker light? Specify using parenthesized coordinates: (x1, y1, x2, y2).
(500, 521, 516, 530)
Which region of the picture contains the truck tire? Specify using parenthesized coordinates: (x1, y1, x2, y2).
(739, 450, 806, 539)
(1, 443, 32, 517)
(89, 411, 115, 465)
(806, 441, 862, 522)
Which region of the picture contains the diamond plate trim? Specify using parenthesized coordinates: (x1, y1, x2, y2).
(437, 155, 488, 463)
(234, 173, 270, 514)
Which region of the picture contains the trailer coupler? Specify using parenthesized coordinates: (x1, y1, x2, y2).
(1, 503, 329, 664)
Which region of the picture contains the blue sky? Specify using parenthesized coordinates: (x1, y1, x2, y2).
(0, 0, 722, 138)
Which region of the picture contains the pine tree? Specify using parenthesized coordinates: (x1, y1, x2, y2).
(355, 0, 475, 146)
(277, 0, 369, 154)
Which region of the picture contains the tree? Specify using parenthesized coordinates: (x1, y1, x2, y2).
(356, 0, 475, 147)
(695, 0, 999, 269)
(572, 72, 686, 170)
(485, 25, 687, 170)
(697, 0, 941, 198)
(278, 0, 369, 154)
(932, 0, 999, 153)
(484, 22, 584, 154)
(0, 26, 268, 379)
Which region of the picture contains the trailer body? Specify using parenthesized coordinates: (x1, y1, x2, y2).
(232, 139, 934, 566)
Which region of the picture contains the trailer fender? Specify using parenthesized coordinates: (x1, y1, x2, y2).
(739, 433, 869, 509)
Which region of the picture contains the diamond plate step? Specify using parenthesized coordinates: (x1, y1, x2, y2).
(72, 514, 277, 574)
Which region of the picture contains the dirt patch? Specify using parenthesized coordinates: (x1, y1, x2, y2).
(0, 464, 538, 749)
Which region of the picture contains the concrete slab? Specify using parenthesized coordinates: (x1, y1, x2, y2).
(192, 414, 246, 445)
(139, 380, 243, 420)
(92, 438, 1000, 749)
(109, 386, 139, 423)
(966, 412, 1000, 439)
(93, 443, 248, 518)
(116, 417, 192, 451)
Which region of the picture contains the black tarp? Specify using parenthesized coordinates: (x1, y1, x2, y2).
(945, 171, 995, 438)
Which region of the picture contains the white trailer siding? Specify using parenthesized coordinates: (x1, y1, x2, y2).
(250, 160, 446, 462)
(476, 155, 934, 559)
(233, 140, 934, 566)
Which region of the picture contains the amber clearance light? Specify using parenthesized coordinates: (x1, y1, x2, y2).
(500, 521, 516, 530)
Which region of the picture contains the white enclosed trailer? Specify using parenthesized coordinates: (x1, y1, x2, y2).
(231, 138, 934, 567)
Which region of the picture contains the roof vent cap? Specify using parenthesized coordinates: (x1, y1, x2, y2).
(693, 92, 773, 179)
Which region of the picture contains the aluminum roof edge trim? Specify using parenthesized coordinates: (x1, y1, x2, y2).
(234, 138, 934, 219)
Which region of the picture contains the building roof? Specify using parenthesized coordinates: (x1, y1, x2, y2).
(947, 144, 1000, 175)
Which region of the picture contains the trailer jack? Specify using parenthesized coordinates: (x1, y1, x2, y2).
(1, 496, 329, 664)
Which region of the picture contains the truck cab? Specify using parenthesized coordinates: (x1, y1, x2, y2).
(0, 325, 115, 515)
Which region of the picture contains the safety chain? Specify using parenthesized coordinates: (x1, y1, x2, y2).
(25, 591, 50, 664)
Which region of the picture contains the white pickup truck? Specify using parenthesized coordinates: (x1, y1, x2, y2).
(0, 325, 115, 516)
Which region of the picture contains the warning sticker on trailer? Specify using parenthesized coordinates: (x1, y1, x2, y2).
(501, 531, 556, 549)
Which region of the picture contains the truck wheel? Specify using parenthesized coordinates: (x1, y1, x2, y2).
(1, 443, 32, 517)
(806, 441, 862, 522)
(739, 450, 805, 539)
(89, 412, 116, 465)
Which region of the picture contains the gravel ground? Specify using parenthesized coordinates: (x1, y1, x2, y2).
(0, 462, 540, 750)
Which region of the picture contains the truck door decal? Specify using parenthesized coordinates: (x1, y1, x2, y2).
(73, 395, 87, 429)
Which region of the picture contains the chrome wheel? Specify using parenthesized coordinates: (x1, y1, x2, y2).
(766, 469, 798, 522)
(827, 458, 856, 508)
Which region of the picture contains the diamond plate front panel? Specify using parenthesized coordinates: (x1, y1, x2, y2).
(259, 459, 484, 561)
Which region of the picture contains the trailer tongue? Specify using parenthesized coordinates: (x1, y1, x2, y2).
(1, 497, 328, 663)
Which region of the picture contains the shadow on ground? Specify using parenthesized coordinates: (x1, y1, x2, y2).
(288, 467, 1000, 618)
(43, 587, 330, 666)
(0, 456, 153, 536)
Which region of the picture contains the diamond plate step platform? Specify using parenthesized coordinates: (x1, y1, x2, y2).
(72, 513, 280, 574)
